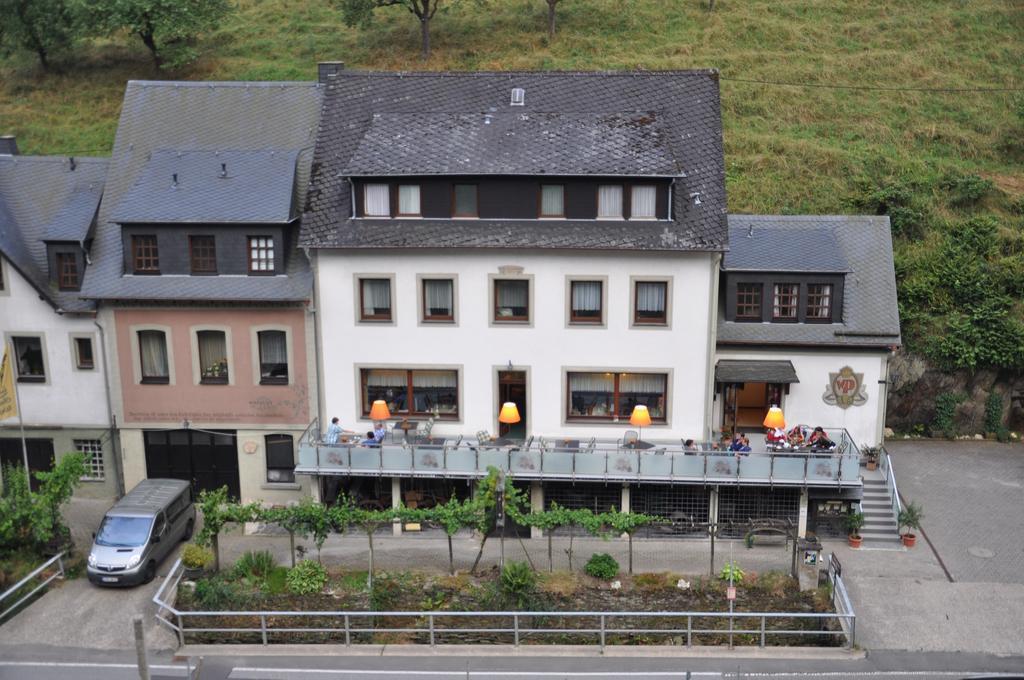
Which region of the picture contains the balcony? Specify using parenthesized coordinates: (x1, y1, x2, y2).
(295, 427, 861, 488)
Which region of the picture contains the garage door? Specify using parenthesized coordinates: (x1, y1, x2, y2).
(143, 429, 240, 499)
(0, 437, 55, 492)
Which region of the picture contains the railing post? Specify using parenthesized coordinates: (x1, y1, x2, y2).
(769, 454, 775, 484)
(850, 615, 856, 649)
(803, 455, 809, 483)
(686, 615, 692, 647)
(57, 553, 65, 580)
(344, 614, 351, 646)
(513, 614, 519, 646)
(600, 614, 606, 649)
(429, 613, 435, 647)
(176, 614, 185, 647)
(260, 614, 268, 645)
(760, 615, 766, 647)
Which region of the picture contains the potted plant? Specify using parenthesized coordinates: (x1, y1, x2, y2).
(864, 446, 880, 471)
(898, 501, 923, 548)
(846, 511, 865, 549)
(182, 543, 214, 578)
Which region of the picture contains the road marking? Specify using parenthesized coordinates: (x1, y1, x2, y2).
(230, 671, 720, 679)
(0, 662, 184, 670)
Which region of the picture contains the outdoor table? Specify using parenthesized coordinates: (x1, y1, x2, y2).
(396, 420, 418, 443)
(418, 437, 447, 449)
(552, 438, 580, 453)
(623, 440, 655, 450)
(490, 437, 521, 447)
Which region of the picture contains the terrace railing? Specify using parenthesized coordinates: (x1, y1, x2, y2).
(0, 552, 65, 622)
(878, 445, 903, 519)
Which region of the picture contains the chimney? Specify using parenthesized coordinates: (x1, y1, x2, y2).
(317, 61, 345, 84)
(0, 135, 17, 156)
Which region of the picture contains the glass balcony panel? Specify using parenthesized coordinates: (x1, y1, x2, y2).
(510, 450, 542, 474)
(381, 447, 412, 471)
(413, 448, 445, 471)
(350, 447, 381, 471)
(772, 455, 805, 481)
(478, 449, 511, 472)
(608, 451, 638, 476)
(639, 451, 672, 477)
(739, 455, 771, 480)
(706, 454, 738, 479)
(673, 454, 705, 478)
(445, 448, 477, 473)
(541, 450, 575, 475)
(840, 455, 860, 481)
(298, 443, 319, 468)
(575, 452, 606, 476)
(807, 455, 839, 481)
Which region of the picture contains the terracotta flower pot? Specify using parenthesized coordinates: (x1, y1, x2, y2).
(866, 459, 878, 471)
(848, 535, 863, 549)
(902, 533, 917, 548)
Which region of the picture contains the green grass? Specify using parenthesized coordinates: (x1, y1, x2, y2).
(1, 0, 1022, 365)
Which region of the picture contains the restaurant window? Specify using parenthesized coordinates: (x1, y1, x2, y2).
(398, 184, 421, 216)
(74, 337, 94, 370)
(257, 330, 288, 384)
(570, 280, 602, 324)
(197, 330, 229, 384)
(630, 185, 657, 219)
(567, 371, 667, 421)
(494, 279, 529, 322)
(56, 252, 79, 290)
(453, 184, 478, 217)
(248, 236, 275, 274)
(597, 185, 623, 218)
(634, 281, 668, 325)
(75, 439, 104, 481)
(360, 278, 392, 321)
(12, 336, 45, 382)
(189, 236, 217, 274)
(361, 368, 459, 417)
(772, 283, 799, 321)
(540, 185, 565, 217)
(132, 235, 159, 274)
(137, 330, 169, 384)
(364, 183, 390, 217)
(265, 434, 295, 483)
(807, 283, 833, 322)
(736, 283, 762, 320)
(422, 278, 454, 322)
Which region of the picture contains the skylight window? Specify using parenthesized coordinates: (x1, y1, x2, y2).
(510, 88, 525, 106)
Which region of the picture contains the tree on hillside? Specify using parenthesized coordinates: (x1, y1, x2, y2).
(541, 0, 563, 39)
(0, 0, 81, 70)
(82, 0, 232, 69)
(336, 0, 463, 60)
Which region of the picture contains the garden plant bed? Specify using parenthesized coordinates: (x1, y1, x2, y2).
(174, 566, 842, 647)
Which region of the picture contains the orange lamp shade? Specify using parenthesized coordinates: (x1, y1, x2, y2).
(369, 400, 391, 421)
(763, 405, 785, 430)
(498, 401, 521, 424)
(629, 404, 652, 427)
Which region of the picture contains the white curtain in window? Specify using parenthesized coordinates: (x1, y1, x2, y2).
(541, 185, 564, 216)
(636, 282, 666, 312)
(362, 279, 391, 315)
(258, 331, 287, 364)
(198, 331, 227, 371)
(619, 373, 666, 394)
(572, 281, 601, 312)
(813, 287, 831, 317)
(569, 372, 614, 392)
(412, 370, 458, 388)
(424, 279, 453, 312)
(598, 185, 623, 218)
(398, 185, 420, 215)
(138, 331, 168, 377)
(497, 280, 528, 307)
(366, 369, 407, 387)
(364, 184, 390, 216)
(631, 185, 657, 218)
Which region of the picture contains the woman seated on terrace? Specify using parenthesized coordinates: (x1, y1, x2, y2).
(765, 426, 789, 449)
(808, 426, 836, 450)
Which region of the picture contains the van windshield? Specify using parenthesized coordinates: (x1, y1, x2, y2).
(95, 516, 153, 547)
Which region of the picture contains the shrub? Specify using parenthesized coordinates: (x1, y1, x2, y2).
(500, 561, 536, 609)
(931, 392, 966, 438)
(193, 578, 238, 609)
(583, 553, 619, 580)
(719, 561, 744, 583)
(182, 544, 213, 570)
(941, 172, 994, 208)
(286, 560, 327, 595)
(370, 573, 402, 611)
(234, 550, 276, 579)
(984, 391, 1004, 433)
(897, 501, 924, 536)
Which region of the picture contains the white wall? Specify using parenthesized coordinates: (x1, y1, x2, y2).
(317, 250, 718, 441)
(713, 347, 890, 448)
(0, 256, 110, 428)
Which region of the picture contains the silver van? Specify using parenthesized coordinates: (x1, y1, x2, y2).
(87, 479, 196, 586)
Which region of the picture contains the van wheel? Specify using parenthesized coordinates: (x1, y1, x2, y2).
(183, 519, 194, 541)
(143, 562, 156, 584)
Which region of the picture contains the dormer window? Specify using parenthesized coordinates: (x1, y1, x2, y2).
(736, 283, 762, 321)
(772, 283, 798, 321)
(540, 185, 564, 218)
(630, 185, 657, 219)
(56, 252, 79, 290)
(807, 284, 833, 322)
(189, 236, 217, 274)
(453, 184, 478, 218)
(398, 184, 421, 216)
(132, 235, 160, 274)
(510, 87, 525, 106)
(364, 183, 390, 217)
(597, 185, 623, 219)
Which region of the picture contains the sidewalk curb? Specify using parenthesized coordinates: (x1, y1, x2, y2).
(177, 644, 867, 660)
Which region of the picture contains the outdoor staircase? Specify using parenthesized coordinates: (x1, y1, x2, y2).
(859, 477, 902, 546)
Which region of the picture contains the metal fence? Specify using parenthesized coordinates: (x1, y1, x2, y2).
(879, 446, 903, 520)
(0, 552, 65, 622)
(827, 552, 856, 646)
(153, 558, 855, 649)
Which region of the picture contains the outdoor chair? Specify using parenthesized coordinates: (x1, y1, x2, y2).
(623, 430, 639, 447)
(416, 417, 435, 440)
(584, 437, 597, 454)
(476, 430, 492, 444)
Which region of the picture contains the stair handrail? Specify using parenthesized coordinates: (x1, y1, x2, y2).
(880, 446, 902, 517)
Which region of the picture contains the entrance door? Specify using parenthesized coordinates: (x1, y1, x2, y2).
(722, 383, 784, 433)
(0, 438, 54, 492)
(144, 429, 240, 499)
(497, 370, 527, 439)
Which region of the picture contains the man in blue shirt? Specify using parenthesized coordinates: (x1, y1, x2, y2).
(323, 417, 354, 445)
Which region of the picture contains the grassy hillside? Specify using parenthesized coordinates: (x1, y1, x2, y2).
(2, 0, 1022, 368)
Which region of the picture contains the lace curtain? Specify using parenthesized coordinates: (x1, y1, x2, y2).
(497, 280, 528, 307)
(631, 185, 657, 218)
(572, 281, 601, 312)
(362, 279, 391, 315)
(569, 372, 614, 392)
(138, 331, 167, 377)
(636, 282, 666, 312)
(258, 331, 287, 364)
(197, 331, 227, 375)
(598, 185, 623, 218)
(619, 373, 666, 393)
(412, 370, 457, 388)
(364, 184, 390, 216)
(424, 279, 453, 312)
(541, 185, 564, 216)
(398, 184, 420, 215)
(366, 369, 407, 387)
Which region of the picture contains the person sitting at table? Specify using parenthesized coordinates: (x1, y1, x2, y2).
(683, 439, 697, 452)
(765, 426, 788, 449)
(739, 434, 752, 452)
(808, 426, 835, 449)
(729, 435, 750, 452)
(787, 425, 806, 447)
(362, 422, 387, 447)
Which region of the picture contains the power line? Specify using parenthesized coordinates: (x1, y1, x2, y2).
(720, 76, 1022, 93)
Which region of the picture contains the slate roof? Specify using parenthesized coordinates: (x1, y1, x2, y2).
(303, 71, 726, 251)
(0, 155, 107, 312)
(81, 81, 322, 303)
(343, 112, 681, 177)
(714, 360, 800, 384)
(718, 215, 901, 349)
(725, 225, 849, 273)
(111, 149, 301, 224)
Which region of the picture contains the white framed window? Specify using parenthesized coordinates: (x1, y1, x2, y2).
(197, 330, 229, 384)
(72, 336, 95, 370)
(597, 185, 623, 218)
(631, 185, 657, 219)
(360, 278, 393, 321)
(138, 330, 169, 383)
(422, 278, 455, 322)
(398, 184, 421, 216)
(248, 236, 275, 274)
(10, 335, 47, 383)
(364, 183, 391, 217)
(75, 439, 104, 481)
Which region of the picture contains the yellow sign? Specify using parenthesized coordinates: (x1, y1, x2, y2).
(0, 346, 18, 421)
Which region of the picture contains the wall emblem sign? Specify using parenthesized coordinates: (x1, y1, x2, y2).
(823, 366, 868, 409)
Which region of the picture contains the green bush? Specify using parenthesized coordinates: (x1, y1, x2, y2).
(370, 573, 402, 611)
(0, 454, 85, 556)
(940, 171, 994, 208)
(583, 553, 619, 580)
(500, 561, 537, 609)
(285, 560, 327, 596)
(182, 544, 213, 570)
(931, 392, 966, 438)
(233, 550, 276, 579)
(719, 561, 744, 583)
(984, 391, 1004, 433)
(193, 578, 238, 609)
